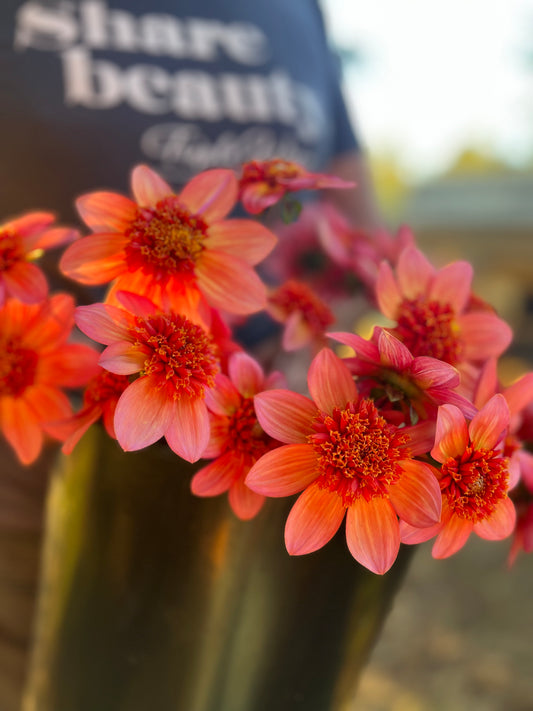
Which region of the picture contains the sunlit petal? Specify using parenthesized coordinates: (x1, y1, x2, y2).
(308, 348, 357, 414)
(346, 497, 400, 575)
(285, 483, 346, 555)
(245, 444, 318, 496)
(254, 390, 316, 443)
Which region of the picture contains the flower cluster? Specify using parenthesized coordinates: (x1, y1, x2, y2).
(2, 157, 532, 574)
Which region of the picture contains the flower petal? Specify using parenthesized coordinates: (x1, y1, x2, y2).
(204, 374, 240, 415)
(327, 331, 381, 364)
(431, 404, 469, 462)
(377, 329, 413, 370)
(474, 496, 516, 540)
(114, 377, 173, 451)
(469, 393, 509, 451)
(76, 192, 137, 232)
(206, 220, 277, 265)
(229, 476, 265, 520)
(3, 262, 48, 303)
(375, 261, 403, 319)
(191, 451, 237, 496)
(98, 342, 145, 375)
(396, 247, 434, 300)
(75, 303, 132, 345)
(308, 348, 357, 415)
(0, 396, 43, 465)
(131, 164, 173, 206)
(196, 251, 267, 314)
(432, 512, 473, 559)
(245, 444, 318, 496)
(389, 460, 442, 528)
(285, 483, 346, 555)
(458, 312, 513, 360)
(39, 344, 100, 386)
(178, 169, 238, 222)
(164, 397, 210, 462)
(345, 497, 400, 575)
(254, 390, 316, 443)
(409, 356, 459, 389)
(429, 261, 473, 313)
(59, 233, 128, 284)
(228, 351, 265, 398)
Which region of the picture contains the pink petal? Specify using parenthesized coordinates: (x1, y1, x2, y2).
(327, 331, 381, 364)
(474, 496, 516, 540)
(30, 226, 79, 250)
(206, 220, 277, 265)
(228, 351, 265, 397)
(399, 519, 441, 545)
(3, 262, 48, 303)
(114, 290, 158, 318)
(396, 247, 435, 300)
(76, 192, 137, 232)
(409, 356, 459, 389)
(503, 372, 533, 416)
(178, 169, 238, 222)
(431, 404, 469, 462)
(196, 251, 267, 314)
(191, 451, 237, 496)
(3, 211, 55, 238)
(389, 460, 442, 527)
(204, 374, 240, 416)
(469, 393, 509, 451)
(0, 396, 43, 465)
(377, 329, 413, 370)
(285, 482, 346, 555)
(75, 304, 132, 345)
(59, 233, 128, 284)
(307, 348, 357, 415)
(375, 261, 402, 319)
(254, 390, 317, 443)
(114, 377, 173, 451)
(131, 164, 173, 206)
(202, 416, 230, 458)
(245, 444, 318, 496)
(99, 341, 145, 375)
(345, 497, 400, 574)
(164, 397, 210, 462)
(281, 312, 311, 351)
(459, 312, 513, 360)
(429, 261, 473, 313)
(432, 513, 473, 558)
(229, 476, 265, 520)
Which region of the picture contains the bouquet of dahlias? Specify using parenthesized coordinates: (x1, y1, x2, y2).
(2, 157, 532, 580)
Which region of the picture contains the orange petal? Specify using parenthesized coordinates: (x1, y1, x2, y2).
(431, 513, 473, 559)
(165, 397, 210, 463)
(245, 444, 318, 496)
(308, 348, 357, 414)
(39, 344, 100, 387)
(131, 164, 173, 207)
(204, 373, 240, 415)
(3, 211, 55, 238)
(254, 390, 316, 443)
(191, 451, 238, 496)
(0, 396, 43, 465)
(345, 497, 400, 574)
(59, 233, 128, 284)
(469, 393, 509, 451)
(178, 169, 238, 222)
(114, 377, 173, 451)
(3, 262, 48, 303)
(23, 385, 72, 430)
(229, 477, 265, 520)
(389, 460, 442, 527)
(76, 191, 137, 232)
(75, 303, 132, 346)
(474, 497, 516, 541)
(196, 251, 267, 314)
(98, 341, 145, 375)
(227, 351, 265, 398)
(396, 247, 434, 300)
(429, 260, 472, 313)
(431, 404, 468, 463)
(375, 261, 402, 319)
(206, 220, 277, 265)
(285, 482, 346, 555)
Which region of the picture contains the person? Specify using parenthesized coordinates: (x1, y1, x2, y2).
(1, 0, 381, 228)
(0, 3, 382, 709)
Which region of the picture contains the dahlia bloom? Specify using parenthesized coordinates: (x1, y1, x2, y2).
(191, 351, 285, 520)
(375, 246, 513, 367)
(238, 159, 353, 215)
(0, 295, 99, 464)
(0, 211, 77, 306)
(60, 165, 277, 316)
(74, 292, 221, 462)
(246, 348, 442, 574)
(329, 327, 477, 420)
(401, 395, 516, 558)
(267, 279, 335, 352)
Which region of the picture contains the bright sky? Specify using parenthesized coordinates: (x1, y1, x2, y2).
(322, 0, 533, 180)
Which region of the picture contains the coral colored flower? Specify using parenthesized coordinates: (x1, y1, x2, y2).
(329, 327, 477, 420)
(191, 351, 285, 520)
(60, 164, 277, 315)
(246, 348, 442, 574)
(0, 295, 100, 464)
(74, 292, 221, 462)
(268, 279, 335, 352)
(376, 246, 512, 366)
(58, 368, 131, 455)
(401, 395, 516, 558)
(0, 211, 77, 306)
(238, 158, 354, 215)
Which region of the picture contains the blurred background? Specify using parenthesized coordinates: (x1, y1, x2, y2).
(320, 1, 533, 709)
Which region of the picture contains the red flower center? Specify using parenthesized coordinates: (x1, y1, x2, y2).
(440, 446, 509, 521)
(392, 296, 462, 363)
(0, 340, 38, 397)
(226, 397, 274, 461)
(124, 197, 207, 283)
(0, 231, 24, 272)
(308, 398, 408, 506)
(131, 313, 219, 399)
(241, 159, 303, 188)
(269, 280, 334, 333)
(83, 371, 130, 407)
